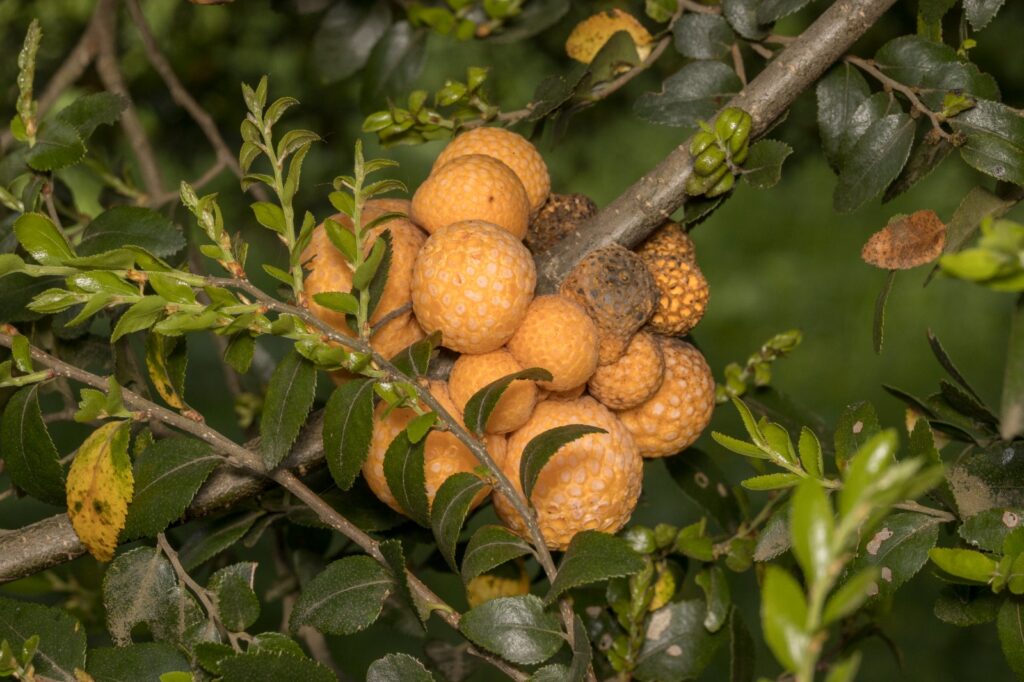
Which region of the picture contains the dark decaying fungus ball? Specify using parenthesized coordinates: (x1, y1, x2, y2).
(526, 193, 598, 253)
(559, 244, 659, 365)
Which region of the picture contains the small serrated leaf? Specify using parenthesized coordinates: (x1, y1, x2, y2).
(431, 472, 488, 572)
(260, 350, 317, 469)
(324, 379, 375, 490)
(463, 367, 551, 437)
(383, 430, 430, 526)
(546, 531, 645, 603)
(520, 425, 605, 499)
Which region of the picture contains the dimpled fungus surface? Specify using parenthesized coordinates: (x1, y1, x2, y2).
(638, 225, 709, 336)
(616, 338, 715, 458)
(411, 221, 536, 353)
(494, 397, 643, 550)
(362, 380, 504, 514)
(412, 155, 531, 238)
(434, 127, 551, 212)
(507, 295, 600, 392)
(449, 349, 538, 434)
(588, 331, 665, 410)
(302, 198, 425, 343)
(559, 245, 658, 365)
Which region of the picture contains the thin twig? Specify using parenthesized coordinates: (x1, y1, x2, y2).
(154, 157, 229, 206)
(93, 0, 165, 203)
(680, 0, 721, 13)
(844, 54, 953, 141)
(731, 43, 748, 86)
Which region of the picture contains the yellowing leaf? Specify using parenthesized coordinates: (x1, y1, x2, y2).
(145, 333, 187, 410)
(565, 9, 654, 64)
(66, 421, 134, 562)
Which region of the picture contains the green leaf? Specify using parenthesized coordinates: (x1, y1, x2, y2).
(851, 512, 942, 600)
(824, 653, 862, 682)
(934, 585, 1000, 626)
(695, 565, 731, 633)
(103, 547, 179, 646)
(834, 401, 881, 472)
(354, 234, 388, 291)
(366, 653, 437, 682)
(56, 92, 125, 139)
(209, 563, 260, 632)
(729, 607, 756, 682)
(948, 442, 1024, 518)
(998, 598, 1024, 678)
(312, 291, 358, 315)
(361, 21, 428, 111)
(673, 14, 734, 60)
(721, 0, 770, 39)
(666, 449, 743, 529)
(0, 274, 61, 323)
(838, 430, 900, 517)
(0, 596, 86, 682)
(383, 430, 430, 526)
(14, 212, 75, 265)
(225, 334, 255, 374)
(790, 478, 834, 585)
(123, 437, 219, 539)
(964, 0, 1007, 30)
(251, 201, 286, 234)
(85, 643, 190, 682)
(179, 511, 265, 570)
(741, 140, 792, 190)
(874, 36, 999, 109)
(961, 508, 1024, 553)
(815, 63, 872, 171)
(379, 539, 424, 625)
(25, 120, 86, 171)
(79, 206, 185, 258)
(634, 599, 727, 681)
(519, 424, 605, 499)
(323, 379, 375, 490)
(389, 330, 439, 377)
(741, 473, 802, 490)
(290, 555, 392, 635)
(431, 472, 487, 571)
(312, 2, 392, 83)
(459, 595, 563, 666)
(111, 296, 166, 342)
(260, 349, 317, 469)
(822, 567, 880, 625)
(883, 132, 955, 202)
(797, 426, 824, 479)
(547, 531, 645, 603)
(635, 61, 742, 128)
(834, 113, 916, 213)
(462, 525, 533, 583)
(873, 269, 896, 354)
(757, 0, 813, 22)
(463, 367, 551, 437)
(218, 651, 335, 682)
(0, 384, 65, 506)
(929, 547, 999, 583)
(1002, 295, 1024, 440)
(760, 566, 809, 672)
(950, 100, 1024, 186)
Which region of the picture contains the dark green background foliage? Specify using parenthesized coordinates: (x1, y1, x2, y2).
(1, 0, 1023, 680)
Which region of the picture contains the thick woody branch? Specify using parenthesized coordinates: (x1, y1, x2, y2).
(535, 0, 900, 292)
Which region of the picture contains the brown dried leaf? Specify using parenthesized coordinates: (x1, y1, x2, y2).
(861, 210, 947, 270)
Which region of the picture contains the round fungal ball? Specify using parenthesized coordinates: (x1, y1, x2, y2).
(637, 224, 710, 336)
(507, 295, 600, 392)
(412, 155, 530, 238)
(588, 331, 665, 410)
(448, 349, 539, 434)
(493, 397, 643, 550)
(411, 221, 536, 354)
(362, 380, 503, 514)
(525, 192, 597, 253)
(559, 245, 659, 365)
(616, 338, 715, 458)
(434, 127, 550, 212)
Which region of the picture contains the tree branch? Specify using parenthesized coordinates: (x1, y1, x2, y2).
(534, 0, 900, 292)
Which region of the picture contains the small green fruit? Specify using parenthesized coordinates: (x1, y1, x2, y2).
(705, 171, 736, 198)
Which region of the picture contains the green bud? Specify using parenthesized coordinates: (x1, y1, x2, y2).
(362, 111, 393, 133)
(731, 138, 749, 165)
(714, 107, 746, 141)
(622, 526, 657, 555)
(725, 537, 755, 572)
(689, 130, 717, 157)
(694, 146, 726, 176)
(653, 523, 677, 550)
(730, 110, 753, 149)
(705, 170, 736, 198)
(407, 89, 429, 112)
(685, 174, 709, 197)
